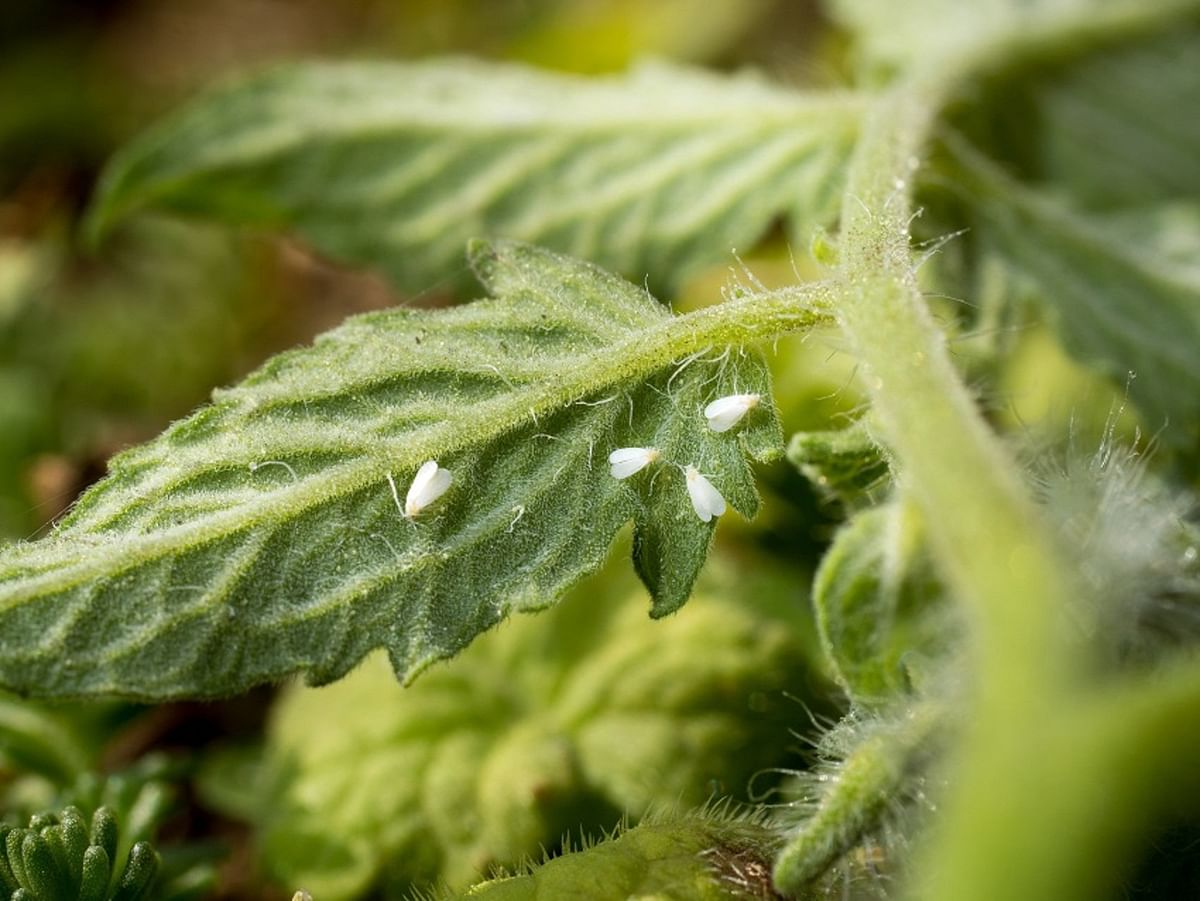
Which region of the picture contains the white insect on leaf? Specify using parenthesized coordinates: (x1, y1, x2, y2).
(704, 393, 761, 433)
(404, 460, 453, 518)
(685, 465, 726, 522)
(608, 447, 661, 479)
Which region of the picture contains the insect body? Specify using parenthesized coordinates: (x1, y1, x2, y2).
(608, 447, 661, 479)
(704, 393, 760, 432)
(685, 465, 726, 522)
(405, 460, 452, 518)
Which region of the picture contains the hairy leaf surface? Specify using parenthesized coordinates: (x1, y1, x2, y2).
(86, 60, 861, 293)
(786, 417, 889, 507)
(0, 241, 794, 699)
(260, 565, 809, 897)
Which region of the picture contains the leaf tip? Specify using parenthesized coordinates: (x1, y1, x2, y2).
(465, 236, 498, 264)
(465, 237, 504, 286)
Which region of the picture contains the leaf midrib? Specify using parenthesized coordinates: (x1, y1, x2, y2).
(170, 94, 862, 154)
(0, 286, 831, 610)
(94, 90, 864, 237)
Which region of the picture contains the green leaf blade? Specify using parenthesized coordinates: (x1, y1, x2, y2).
(945, 138, 1200, 449)
(1015, 26, 1200, 207)
(86, 60, 861, 293)
(0, 241, 798, 699)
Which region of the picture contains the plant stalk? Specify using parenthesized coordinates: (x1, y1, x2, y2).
(815, 71, 1085, 901)
(772, 6, 1200, 898)
(834, 73, 1078, 703)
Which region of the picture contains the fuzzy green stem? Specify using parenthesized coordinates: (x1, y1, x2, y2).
(829, 13, 1200, 900)
(834, 73, 1077, 704)
(770, 72, 1085, 901)
(815, 66, 1086, 901)
(831, 78, 1086, 901)
(773, 703, 944, 892)
(772, 6, 1200, 898)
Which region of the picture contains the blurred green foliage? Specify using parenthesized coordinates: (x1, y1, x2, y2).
(205, 551, 822, 897)
(0, 805, 161, 901)
(1, 1, 1198, 899)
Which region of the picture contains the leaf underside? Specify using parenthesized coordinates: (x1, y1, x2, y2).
(947, 139, 1200, 448)
(939, 26, 1200, 449)
(86, 59, 860, 294)
(0, 241, 782, 699)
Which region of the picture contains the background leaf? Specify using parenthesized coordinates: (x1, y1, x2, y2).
(941, 138, 1200, 450)
(0, 220, 278, 540)
(830, 0, 1196, 73)
(86, 59, 861, 294)
(786, 417, 889, 508)
(257, 559, 811, 898)
(957, 25, 1200, 208)
(0, 241, 789, 700)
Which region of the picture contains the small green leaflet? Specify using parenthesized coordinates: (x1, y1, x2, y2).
(0, 241, 793, 700)
(85, 59, 861, 294)
(772, 700, 947, 894)
(813, 502, 947, 705)
(786, 417, 889, 507)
